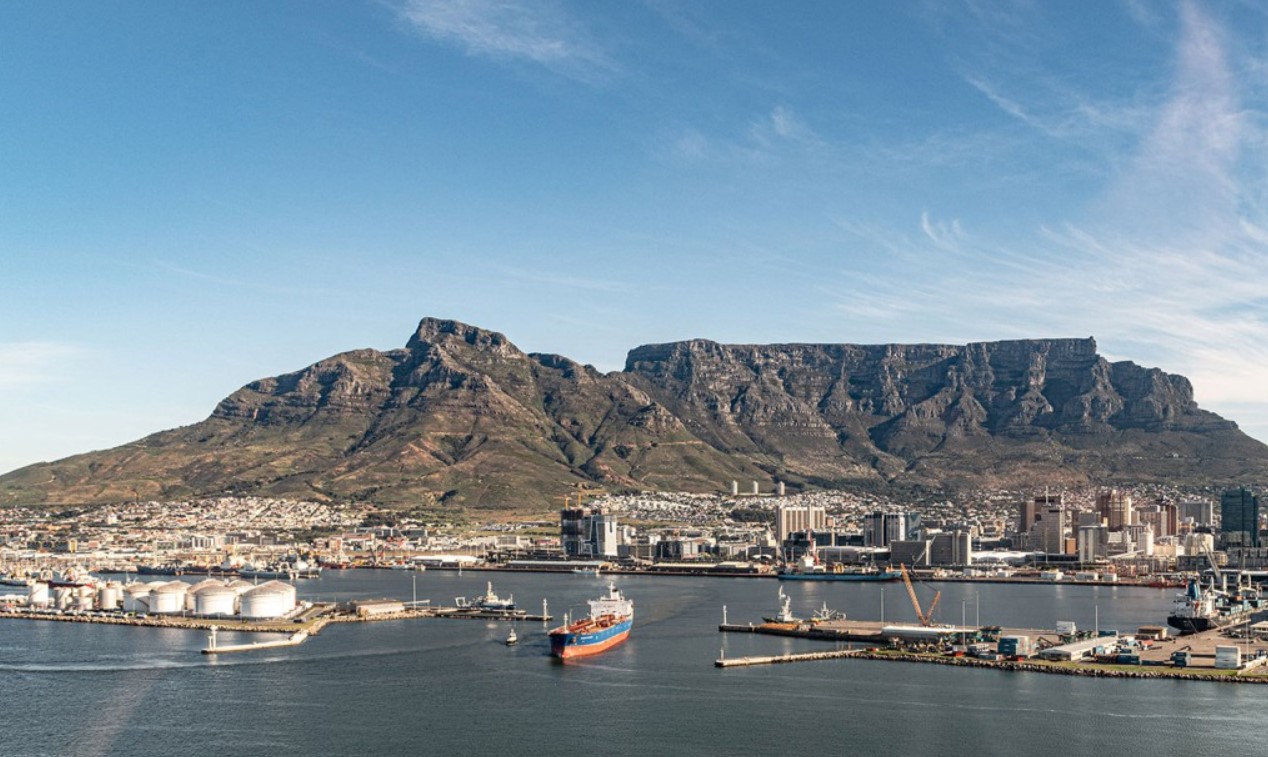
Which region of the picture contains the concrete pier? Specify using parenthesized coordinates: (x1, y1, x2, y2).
(716, 648, 862, 668)
(202, 628, 310, 654)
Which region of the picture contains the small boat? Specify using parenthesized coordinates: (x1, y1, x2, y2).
(571, 566, 601, 576)
(505, 627, 518, 646)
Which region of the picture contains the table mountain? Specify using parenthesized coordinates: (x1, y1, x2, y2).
(3, 318, 1266, 509)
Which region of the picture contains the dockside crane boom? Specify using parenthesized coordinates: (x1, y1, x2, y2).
(900, 563, 942, 626)
(925, 591, 942, 622)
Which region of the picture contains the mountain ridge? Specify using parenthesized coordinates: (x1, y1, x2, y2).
(3, 318, 1265, 509)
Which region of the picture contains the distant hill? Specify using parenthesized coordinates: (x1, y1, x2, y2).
(3, 318, 1267, 510)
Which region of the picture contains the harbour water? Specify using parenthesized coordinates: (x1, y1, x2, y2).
(2, 571, 1264, 756)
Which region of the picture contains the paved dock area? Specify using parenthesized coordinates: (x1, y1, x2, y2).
(718, 615, 1268, 681)
(720, 619, 1056, 645)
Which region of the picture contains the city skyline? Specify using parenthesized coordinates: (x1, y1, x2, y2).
(5, 1, 1268, 474)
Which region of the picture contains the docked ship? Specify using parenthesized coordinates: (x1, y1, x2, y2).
(778, 559, 901, 582)
(763, 586, 801, 623)
(549, 583, 633, 659)
(0, 573, 33, 588)
(1167, 577, 1264, 634)
(238, 559, 322, 580)
(456, 582, 516, 612)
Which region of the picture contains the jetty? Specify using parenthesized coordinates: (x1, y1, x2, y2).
(715, 647, 862, 668)
(202, 626, 310, 654)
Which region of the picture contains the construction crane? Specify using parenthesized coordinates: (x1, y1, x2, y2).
(900, 563, 942, 626)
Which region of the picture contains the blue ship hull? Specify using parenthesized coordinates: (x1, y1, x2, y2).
(549, 617, 632, 658)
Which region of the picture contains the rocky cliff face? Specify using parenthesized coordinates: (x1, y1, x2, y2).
(2, 319, 1264, 508)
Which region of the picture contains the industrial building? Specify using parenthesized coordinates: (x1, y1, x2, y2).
(1036, 633, 1118, 662)
(352, 599, 405, 617)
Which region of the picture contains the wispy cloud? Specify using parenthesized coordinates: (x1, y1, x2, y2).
(823, 3, 1268, 438)
(397, 0, 610, 79)
(919, 211, 967, 251)
(663, 104, 822, 165)
(0, 342, 86, 389)
(750, 105, 820, 146)
(1100, 0, 1243, 244)
(151, 259, 328, 296)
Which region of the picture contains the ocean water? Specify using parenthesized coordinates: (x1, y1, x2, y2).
(1, 572, 1263, 757)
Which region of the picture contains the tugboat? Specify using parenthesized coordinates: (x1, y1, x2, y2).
(549, 583, 633, 659)
(456, 582, 516, 613)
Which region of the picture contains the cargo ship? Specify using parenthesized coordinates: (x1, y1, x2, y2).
(549, 583, 633, 659)
(1167, 577, 1264, 634)
(777, 546, 900, 582)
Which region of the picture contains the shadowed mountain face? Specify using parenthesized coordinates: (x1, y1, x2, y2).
(4, 319, 1266, 509)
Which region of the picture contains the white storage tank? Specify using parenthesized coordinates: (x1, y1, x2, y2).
(257, 580, 297, 603)
(98, 582, 122, 611)
(148, 581, 190, 615)
(194, 585, 237, 616)
(28, 582, 50, 609)
(228, 579, 255, 596)
(123, 583, 151, 612)
(76, 585, 95, 611)
(54, 586, 73, 610)
(239, 585, 294, 619)
(186, 580, 226, 611)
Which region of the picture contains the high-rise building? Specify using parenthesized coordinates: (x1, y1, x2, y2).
(1031, 506, 1068, 554)
(1220, 488, 1261, 548)
(560, 507, 621, 558)
(1122, 524, 1155, 557)
(560, 508, 588, 557)
(1179, 500, 1214, 527)
(1075, 510, 1104, 529)
(864, 512, 908, 547)
(1077, 525, 1108, 563)
(1138, 501, 1178, 539)
(1096, 489, 1134, 531)
(776, 503, 826, 546)
(890, 539, 932, 567)
(929, 530, 973, 566)
(1018, 498, 1036, 534)
(1021, 491, 1061, 534)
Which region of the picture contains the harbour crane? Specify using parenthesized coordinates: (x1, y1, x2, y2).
(900, 563, 942, 626)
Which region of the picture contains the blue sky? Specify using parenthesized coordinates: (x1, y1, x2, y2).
(4, 1, 1268, 473)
